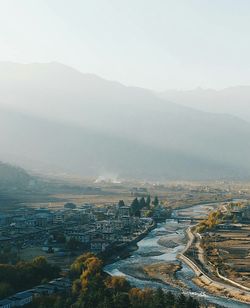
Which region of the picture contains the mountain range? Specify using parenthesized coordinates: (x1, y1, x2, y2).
(160, 87, 250, 123)
(0, 62, 250, 180)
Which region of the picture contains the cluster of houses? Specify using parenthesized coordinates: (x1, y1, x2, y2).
(215, 202, 250, 231)
(0, 201, 155, 256)
(0, 201, 158, 307)
(0, 277, 72, 308)
(63, 204, 154, 254)
(227, 202, 250, 223)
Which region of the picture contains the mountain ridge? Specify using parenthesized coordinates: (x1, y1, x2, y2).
(160, 86, 250, 123)
(0, 62, 250, 180)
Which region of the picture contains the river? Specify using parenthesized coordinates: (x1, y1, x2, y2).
(104, 203, 250, 308)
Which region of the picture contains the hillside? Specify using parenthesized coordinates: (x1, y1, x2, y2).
(1, 108, 245, 180)
(0, 161, 31, 188)
(160, 86, 250, 123)
(0, 161, 33, 207)
(0, 62, 250, 180)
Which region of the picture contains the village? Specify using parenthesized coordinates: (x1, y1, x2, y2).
(0, 197, 171, 263)
(0, 197, 172, 308)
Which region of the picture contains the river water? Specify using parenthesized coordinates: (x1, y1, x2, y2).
(104, 204, 250, 308)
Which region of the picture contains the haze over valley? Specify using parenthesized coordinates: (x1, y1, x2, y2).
(1, 62, 250, 180)
(160, 86, 250, 123)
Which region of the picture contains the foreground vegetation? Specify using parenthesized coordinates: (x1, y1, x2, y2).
(27, 253, 200, 308)
(0, 256, 60, 299)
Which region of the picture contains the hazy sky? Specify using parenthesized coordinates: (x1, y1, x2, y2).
(0, 0, 249, 90)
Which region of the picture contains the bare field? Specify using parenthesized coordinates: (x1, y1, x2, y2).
(207, 225, 250, 288)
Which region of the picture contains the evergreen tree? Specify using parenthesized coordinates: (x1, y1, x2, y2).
(152, 196, 159, 207)
(146, 195, 151, 208)
(165, 291, 175, 306)
(176, 293, 186, 308)
(139, 197, 146, 209)
(186, 296, 200, 308)
(153, 287, 165, 308)
(112, 292, 130, 308)
(118, 200, 125, 207)
(130, 198, 140, 217)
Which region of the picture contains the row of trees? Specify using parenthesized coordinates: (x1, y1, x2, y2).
(0, 256, 60, 299)
(30, 253, 200, 308)
(127, 196, 159, 217)
(130, 197, 150, 216)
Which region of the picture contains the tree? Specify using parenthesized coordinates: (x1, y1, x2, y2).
(129, 287, 156, 308)
(152, 196, 159, 207)
(129, 288, 144, 308)
(145, 210, 153, 217)
(0, 256, 60, 295)
(146, 195, 151, 208)
(105, 276, 130, 293)
(64, 202, 77, 209)
(186, 296, 200, 308)
(0, 282, 13, 299)
(69, 252, 95, 279)
(139, 197, 146, 210)
(80, 257, 103, 290)
(118, 200, 125, 207)
(130, 198, 140, 217)
(72, 279, 81, 296)
(25, 254, 201, 308)
(176, 293, 186, 308)
(32, 256, 48, 267)
(112, 292, 130, 308)
(165, 291, 175, 306)
(153, 287, 165, 308)
(79, 257, 105, 308)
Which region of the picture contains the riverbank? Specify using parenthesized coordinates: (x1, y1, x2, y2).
(100, 220, 157, 265)
(143, 262, 185, 289)
(118, 262, 186, 291)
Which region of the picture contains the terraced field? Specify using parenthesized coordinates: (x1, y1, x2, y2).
(206, 225, 250, 288)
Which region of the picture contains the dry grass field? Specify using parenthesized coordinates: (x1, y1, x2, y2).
(206, 225, 250, 288)
(20, 246, 77, 268)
